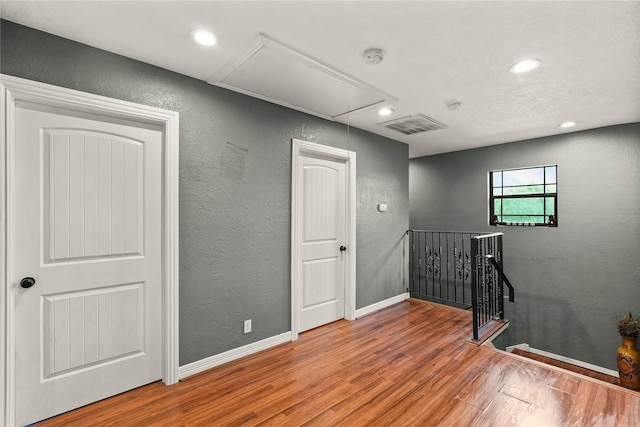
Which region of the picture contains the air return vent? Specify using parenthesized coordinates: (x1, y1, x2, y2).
(378, 114, 448, 135)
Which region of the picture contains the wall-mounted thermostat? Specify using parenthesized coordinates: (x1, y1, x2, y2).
(378, 203, 387, 212)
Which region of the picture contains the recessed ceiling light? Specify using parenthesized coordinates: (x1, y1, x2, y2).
(191, 29, 216, 46)
(559, 121, 577, 128)
(510, 58, 541, 74)
(378, 108, 394, 116)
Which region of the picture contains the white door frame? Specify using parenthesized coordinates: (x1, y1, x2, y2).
(290, 139, 356, 341)
(0, 74, 180, 426)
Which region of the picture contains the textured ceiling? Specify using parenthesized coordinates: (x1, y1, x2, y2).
(1, 1, 639, 158)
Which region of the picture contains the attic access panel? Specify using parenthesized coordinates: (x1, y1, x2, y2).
(209, 34, 396, 120)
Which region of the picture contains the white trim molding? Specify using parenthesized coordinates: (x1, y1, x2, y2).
(290, 139, 356, 341)
(179, 332, 292, 380)
(0, 74, 180, 426)
(506, 343, 619, 378)
(0, 74, 8, 427)
(355, 293, 410, 319)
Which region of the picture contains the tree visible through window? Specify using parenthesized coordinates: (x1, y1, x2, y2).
(490, 165, 557, 227)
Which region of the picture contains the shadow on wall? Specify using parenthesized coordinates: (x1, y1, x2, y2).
(493, 288, 619, 369)
(357, 232, 408, 309)
(220, 141, 249, 181)
(372, 232, 408, 292)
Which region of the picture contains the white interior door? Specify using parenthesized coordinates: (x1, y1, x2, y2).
(13, 100, 163, 426)
(297, 154, 347, 332)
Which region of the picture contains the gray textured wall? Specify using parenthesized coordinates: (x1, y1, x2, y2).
(1, 20, 408, 365)
(410, 123, 640, 370)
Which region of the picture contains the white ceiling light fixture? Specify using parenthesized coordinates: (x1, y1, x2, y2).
(559, 121, 577, 128)
(378, 108, 394, 116)
(509, 58, 541, 74)
(363, 48, 384, 65)
(191, 29, 216, 46)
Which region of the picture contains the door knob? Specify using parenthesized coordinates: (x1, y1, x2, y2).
(20, 277, 36, 289)
(339, 246, 347, 252)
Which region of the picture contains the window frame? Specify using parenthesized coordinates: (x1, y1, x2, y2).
(489, 165, 558, 227)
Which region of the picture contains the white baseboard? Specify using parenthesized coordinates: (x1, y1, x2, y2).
(506, 343, 619, 378)
(179, 294, 410, 380)
(355, 292, 409, 319)
(178, 331, 292, 380)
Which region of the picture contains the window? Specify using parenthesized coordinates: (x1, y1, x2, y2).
(490, 165, 557, 227)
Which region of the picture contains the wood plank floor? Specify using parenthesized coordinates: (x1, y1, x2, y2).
(37, 299, 640, 426)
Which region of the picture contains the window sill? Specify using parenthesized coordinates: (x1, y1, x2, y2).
(490, 222, 557, 228)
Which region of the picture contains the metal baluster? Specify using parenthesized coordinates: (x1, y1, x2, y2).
(409, 231, 414, 296)
(418, 231, 423, 297)
(422, 231, 427, 298)
(437, 232, 442, 300)
(431, 233, 435, 299)
(471, 236, 479, 340)
(453, 232, 458, 304)
(497, 234, 504, 319)
(445, 232, 450, 303)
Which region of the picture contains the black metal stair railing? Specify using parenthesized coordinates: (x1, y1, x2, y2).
(470, 232, 515, 340)
(407, 230, 482, 309)
(407, 230, 515, 341)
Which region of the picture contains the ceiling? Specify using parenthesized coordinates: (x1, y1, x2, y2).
(1, 1, 639, 158)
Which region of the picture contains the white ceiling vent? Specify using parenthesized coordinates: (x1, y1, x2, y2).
(379, 114, 448, 135)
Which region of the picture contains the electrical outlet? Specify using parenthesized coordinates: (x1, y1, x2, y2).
(244, 319, 252, 334)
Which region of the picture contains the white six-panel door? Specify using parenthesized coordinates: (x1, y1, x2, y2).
(13, 101, 163, 426)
